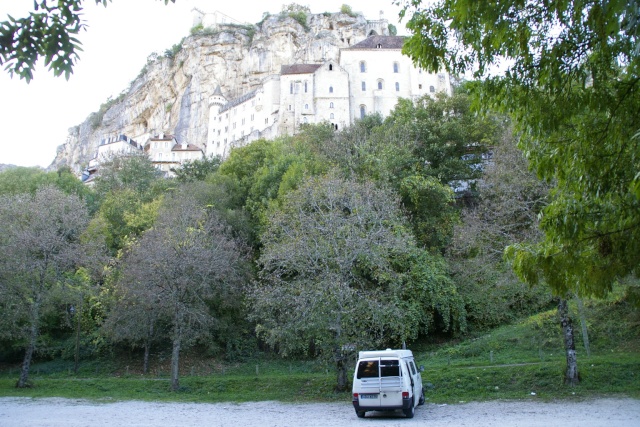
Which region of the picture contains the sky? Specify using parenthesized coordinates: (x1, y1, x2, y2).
(0, 0, 406, 168)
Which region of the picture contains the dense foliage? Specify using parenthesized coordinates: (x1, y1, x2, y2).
(0, 90, 581, 390)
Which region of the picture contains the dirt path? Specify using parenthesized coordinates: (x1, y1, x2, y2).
(1, 397, 639, 426)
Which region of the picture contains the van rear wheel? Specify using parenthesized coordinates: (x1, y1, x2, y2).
(403, 398, 415, 418)
(418, 388, 425, 405)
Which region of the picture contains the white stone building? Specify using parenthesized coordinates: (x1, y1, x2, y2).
(206, 35, 453, 159)
(146, 134, 204, 177)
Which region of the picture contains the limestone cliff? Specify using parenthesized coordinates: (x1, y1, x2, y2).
(50, 10, 384, 172)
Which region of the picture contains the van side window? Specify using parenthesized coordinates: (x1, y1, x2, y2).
(380, 359, 400, 377)
(409, 361, 417, 375)
(357, 361, 379, 379)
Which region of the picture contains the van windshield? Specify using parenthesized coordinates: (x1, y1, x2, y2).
(356, 359, 400, 379)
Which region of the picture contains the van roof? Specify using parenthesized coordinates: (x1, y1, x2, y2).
(358, 349, 414, 359)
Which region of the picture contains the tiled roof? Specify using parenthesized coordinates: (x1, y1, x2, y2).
(172, 144, 203, 152)
(149, 134, 175, 141)
(281, 64, 323, 75)
(345, 35, 406, 50)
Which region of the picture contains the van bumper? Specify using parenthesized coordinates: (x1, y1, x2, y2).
(352, 396, 412, 413)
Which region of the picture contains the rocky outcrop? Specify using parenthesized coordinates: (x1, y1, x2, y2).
(50, 11, 382, 172)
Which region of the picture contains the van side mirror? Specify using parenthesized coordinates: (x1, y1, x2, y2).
(419, 365, 424, 372)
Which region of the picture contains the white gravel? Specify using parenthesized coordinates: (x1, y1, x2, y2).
(1, 397, 639, 426)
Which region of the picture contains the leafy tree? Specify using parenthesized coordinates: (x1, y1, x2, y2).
(0, 166, 91, 201)
(171, 155, 222, 183)
(400, 0, 639, 385)
(117, 187, 248, 391)
(92, 153, 163, 202)
(0, 0, 175, 81)
(0, 187, 91, 387)
(251, 173, 458, 390)
(448, 128, 552, 330)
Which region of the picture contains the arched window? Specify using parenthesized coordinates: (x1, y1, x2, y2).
(330, 113, 335, 119)
(329, 64, 333, 71)
(395, 82, 400, 91)
(304, 81, 308, 93)
(330, 102, 334, 108)
(393, 62, 399, 73)
(359, 105, 366, 119)
(360, 61, 366, 73)
(377, 79, 384, 90)
(429, 85, 435, 93)
(305, 104, 309, 110)
(329, 86, 334, 93)
(361, 81, 366, 91)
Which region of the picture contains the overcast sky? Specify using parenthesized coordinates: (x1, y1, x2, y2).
(0, 0, 405, 168)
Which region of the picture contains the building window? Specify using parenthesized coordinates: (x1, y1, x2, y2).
(288, 105, 292, 111)
(360, 61, 366, 73)
(329, 86, 333, 93)
(361, 81, 366, 91)
(393, 62, 399, 73)
(359, 105, 366, 119)
(395, 82, 400, 91)
(330, 102, 334, 108)
(242, 118, 245, 125)
(304, 81, 308, 93)
(330, 113, 335, 119)
(377, 79, 383, 90)
(305, 104, 309, 110)
(329, 63, 333, 71)
(251, 114, 254, 121)
(429, 85, 435, 93)
(265, 118, 269, 124)
(290, 82, 293, 94)
(303, 117, 308, 123)
(419, 84, 422, 90)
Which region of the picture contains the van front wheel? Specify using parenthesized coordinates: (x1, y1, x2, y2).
(403, 398, 415, 418)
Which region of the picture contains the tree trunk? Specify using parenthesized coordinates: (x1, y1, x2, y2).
(17, 323, 37, 388)
(170, 335, 181, 391)
(558, 298, 580, 386)
(143, 341, 150, 375)
(336, 354, 347, 392)
(74, 308, 81, 374)
(17, 297, 41, 388)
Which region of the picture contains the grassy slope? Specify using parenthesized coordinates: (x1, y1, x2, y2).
(1, 294, 638, 403)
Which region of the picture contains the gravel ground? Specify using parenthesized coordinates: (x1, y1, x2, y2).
(1, 397, 639, 427)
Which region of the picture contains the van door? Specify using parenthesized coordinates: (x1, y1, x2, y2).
(355, 359, 382, 407)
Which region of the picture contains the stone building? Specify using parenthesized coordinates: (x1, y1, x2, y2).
(206, 35, 452, 159)
(146, 134, 204, 176)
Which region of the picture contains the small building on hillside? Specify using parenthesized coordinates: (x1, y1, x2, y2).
(146, 134, 204, 177)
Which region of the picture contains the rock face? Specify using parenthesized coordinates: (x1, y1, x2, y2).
(50, 11, 383, 172)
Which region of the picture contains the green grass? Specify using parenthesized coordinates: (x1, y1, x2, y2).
(1, 297, 639, 404)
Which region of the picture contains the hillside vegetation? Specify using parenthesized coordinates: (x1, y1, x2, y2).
(0, 87, 638, 397)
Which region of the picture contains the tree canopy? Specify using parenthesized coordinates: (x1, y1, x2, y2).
(401, 0, 640, 297)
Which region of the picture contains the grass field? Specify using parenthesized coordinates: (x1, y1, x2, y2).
(1, 297, 639, 404)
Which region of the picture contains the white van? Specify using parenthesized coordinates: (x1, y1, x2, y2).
(351, 349, 425, 418)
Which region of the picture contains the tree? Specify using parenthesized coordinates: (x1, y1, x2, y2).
(401, 0, 640, 385)
(171, 155, 222, 183)
(251, 173, 461, 390)
(447, 127, 552, 330)
(0, 187, 91, 387)
(0, 0, 175, 81)
(117, 187, 248, 391)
